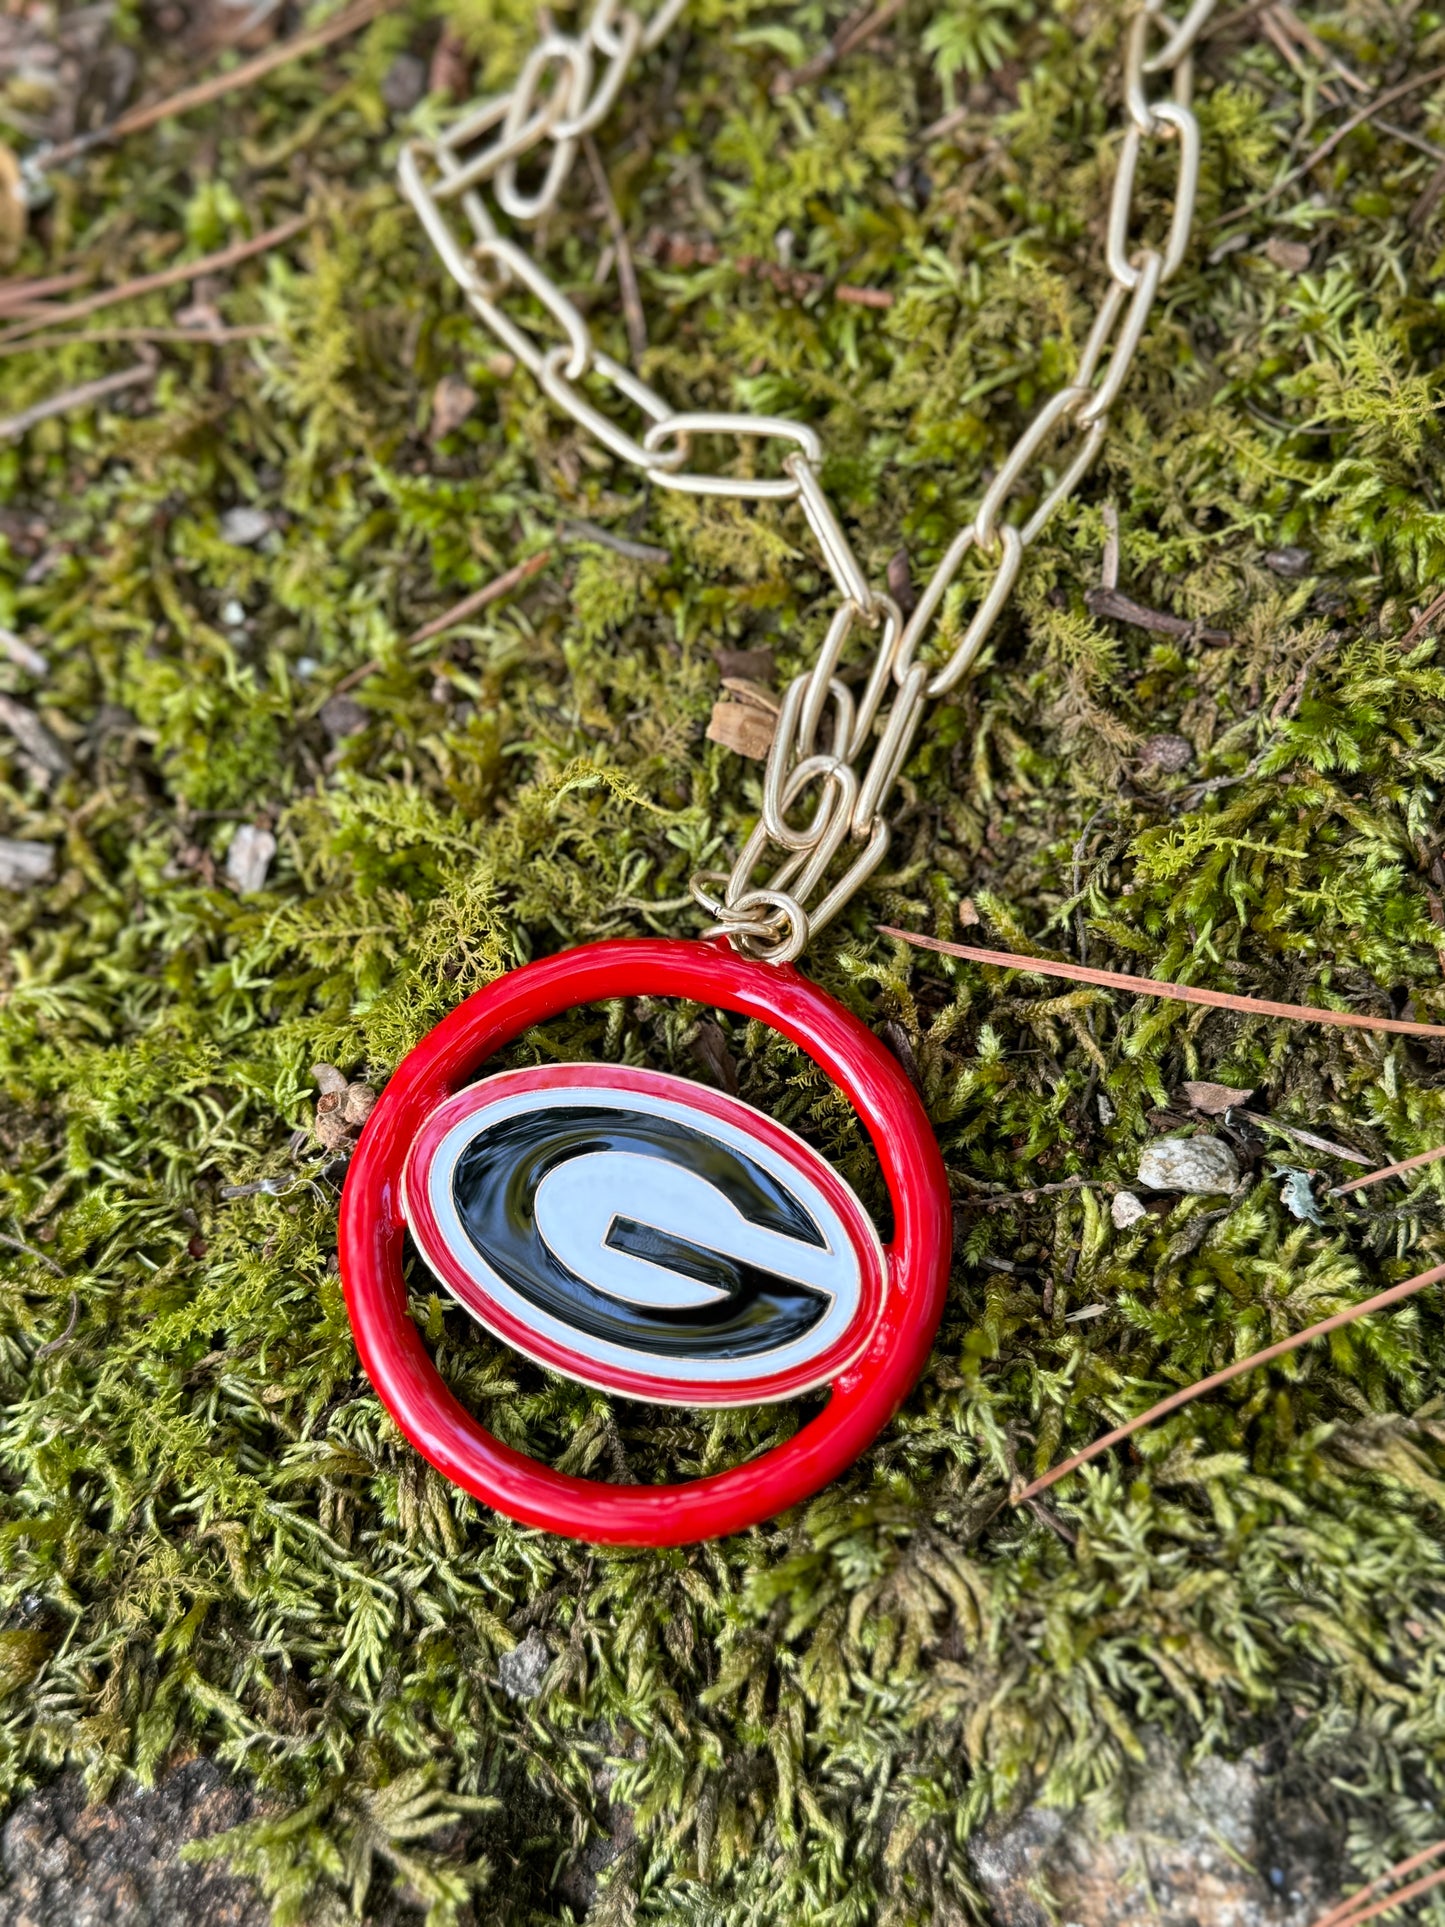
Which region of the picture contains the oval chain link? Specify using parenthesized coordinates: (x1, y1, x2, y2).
(400, 0, 1217, 965)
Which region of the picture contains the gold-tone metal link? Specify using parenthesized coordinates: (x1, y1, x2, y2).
(404, 0, 1219, 964)
(641, 412, 823, 498)
(847, 594, 905, 757)
(1141, 0, 1216, 75)
(925, 526, 1024, 697)
(1076, 248, 1164, 426)
(1106, 99, 1201, 290)
(494, 37, 593, 221)
(554, 12, 642, 139)
(796, 605, 861, 757)
(786, 456, 879, 616)
(973, 390, 1087, 550)
(476, 238, 593, 378)
(852, 662, 927, 833)
(1124, 5, 1196, 132)
(1021, 418, 1109, 546)
(801, 819, 892, 942)
(538, 346, 685, 468)
(762, 733, 854, 852)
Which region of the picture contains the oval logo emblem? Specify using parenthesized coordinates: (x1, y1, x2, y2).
(401, 1063, 887, 1405)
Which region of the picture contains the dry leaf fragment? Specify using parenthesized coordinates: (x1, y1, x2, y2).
(957, 897, 980, 928)
(691, 1019, 740, 1095)
(707, 700, 776, 759)
(713, 646, 775, 682)
(720, 676, 780, 714)
(1182, 1080, 1255, 1115)
(430, 374, 477, 442)
(1265, 236, 1312, 273)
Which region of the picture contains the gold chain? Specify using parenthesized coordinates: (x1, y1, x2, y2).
(400, 0, 1216, 964)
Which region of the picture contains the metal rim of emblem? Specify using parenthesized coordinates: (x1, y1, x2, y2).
(338, 938, 952, 1546)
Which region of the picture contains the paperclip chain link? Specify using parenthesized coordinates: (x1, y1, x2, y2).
(400, 0, 1217, 964)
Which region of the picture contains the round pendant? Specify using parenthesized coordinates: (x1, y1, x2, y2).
(338, 938, 951, 1546)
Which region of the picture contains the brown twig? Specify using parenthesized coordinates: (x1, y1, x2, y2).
(1085, 585, 1230, 644)
(773, 0, 909, 94)
(0, 1228, 66, 1276)
(0, 359, 155, 442)
(1319, 1861, 1445, 1927)
(35, 1291, 79, 1357)
(0, 215, 311, 348)
(1401, 588, 1445, 649)
(0, 323, 273, 359)
(43, 0, 401, 167)
(639, 230, 894, 307)
(1313, 1841, 1445, 1927)
(563, 519, 670, 566)
(835, 283, 893, 309)
(0, 269, 92, 314)
(1332, 1142, 1445, 1198)
(877, 927, 1445, 1041)
(582, 136, 648, 368)
(957, 1176, 1093, 1211)
(328, 550, 555, 695)
(1013, 1259, 1445, 1503)
(1209, 62, 1445, 228)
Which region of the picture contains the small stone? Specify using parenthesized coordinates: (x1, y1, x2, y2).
(1112, 1190, 1147, 1229)
(311, 1063, 348, 1097)
(0, 836, 55, 889)
(1097, 1092, 1116, 1126)
(319, 695, 369, 742)
(429, 373, 477, 442)
(1140, 733, 1193, 774)
(1266, 546, 1311, 578)
(1137, 1135, 1240, 1195)
(219, 505, 272, 547)
(381, 50, 427, 112)
(1264, 235, 1312, 273)
(498, 1629, 550, 1701)
(220, 598, 246, 627)
(224, 823, 276, 895)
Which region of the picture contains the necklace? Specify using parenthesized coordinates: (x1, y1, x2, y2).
(338, 0, 1216, 1546)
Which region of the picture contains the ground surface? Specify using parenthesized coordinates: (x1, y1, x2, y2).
(2, 0, 1445, 1922)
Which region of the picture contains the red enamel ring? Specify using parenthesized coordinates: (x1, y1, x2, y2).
(338, 937, 952, 1546)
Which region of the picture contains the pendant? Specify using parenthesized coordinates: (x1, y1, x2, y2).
(338, 938, 951, 1545)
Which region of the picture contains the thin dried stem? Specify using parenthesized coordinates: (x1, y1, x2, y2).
(0, 215, 310, 348)
(1013, 1260, 1445, 1504)
(1333, 1142, 1445, 1197)
(877, 927, 1445, 1041)
(43, 0, 401, 166)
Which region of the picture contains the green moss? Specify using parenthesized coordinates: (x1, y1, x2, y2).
(4, 0, 1445, 1920)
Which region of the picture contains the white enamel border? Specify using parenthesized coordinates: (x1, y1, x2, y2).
(402, 1071, 885, 1397)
